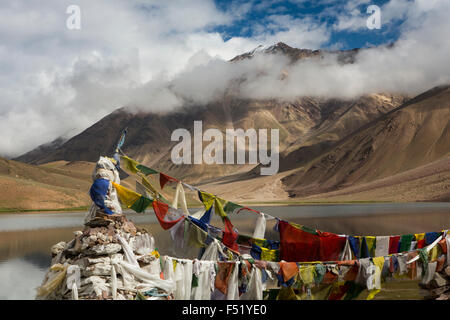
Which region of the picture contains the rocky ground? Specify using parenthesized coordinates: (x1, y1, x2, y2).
(420, 265, 450, 300)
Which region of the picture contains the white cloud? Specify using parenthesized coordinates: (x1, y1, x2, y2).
(0, 0, 449, 157)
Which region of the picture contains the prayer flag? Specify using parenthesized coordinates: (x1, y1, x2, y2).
(112, 182, 152, 213)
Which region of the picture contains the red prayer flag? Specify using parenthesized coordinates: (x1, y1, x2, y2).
(318, 231, 347, 262)
(222, 217, 239, 252)
(388, 236, 400, 254)
(417, 239, 426, 249)
(159, 173, 178, 189)
(279, 220, 321, 262)
(279, 221, 345, 262)
(152, 200, 184, 230)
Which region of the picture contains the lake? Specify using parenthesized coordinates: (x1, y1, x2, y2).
(0, 202, 449, 300)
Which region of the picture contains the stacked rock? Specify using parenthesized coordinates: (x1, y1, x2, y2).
(36, 213, 172, 300)
(422, 266, 450, 300)
(419, 252, 450, 300)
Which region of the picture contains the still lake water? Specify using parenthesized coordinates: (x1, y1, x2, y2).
(0, 203, 449, 300)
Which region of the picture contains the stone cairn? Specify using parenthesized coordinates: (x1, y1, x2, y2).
(420, 263, 450, 300)
(36, 213, 168, 300)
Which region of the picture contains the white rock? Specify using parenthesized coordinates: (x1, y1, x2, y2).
(111, 253, 124, 265)
(51, 242, 66, 255)
(90, 243, 122, 255)
(83, 262, 112, 276)
(81, 275, 106, 286)
(87, 257, 111, 265)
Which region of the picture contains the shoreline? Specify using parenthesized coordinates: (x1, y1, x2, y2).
(1, 200, 449, 214)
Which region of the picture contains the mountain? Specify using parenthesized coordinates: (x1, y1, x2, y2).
(0, 158, 94, 211)
(230, 42, 359, 64)
(282, 85, 450, 198)
(14, 93, 406, 183)
(11, 43, 450, 206)
(14, 137, 67, 164)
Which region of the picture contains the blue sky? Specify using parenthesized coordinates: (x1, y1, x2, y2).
(212, 0, 404, 49)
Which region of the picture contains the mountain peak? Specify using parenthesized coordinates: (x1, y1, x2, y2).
(230, 42, 322, 62)
(230, 42, 361, 65)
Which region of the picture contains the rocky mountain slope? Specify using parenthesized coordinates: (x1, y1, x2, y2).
(282, 85, 450, 198)
(14, 93, 406, 183)
(10, 43, 450, 205)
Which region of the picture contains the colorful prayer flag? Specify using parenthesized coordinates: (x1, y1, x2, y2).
(112, 182, 152, 213)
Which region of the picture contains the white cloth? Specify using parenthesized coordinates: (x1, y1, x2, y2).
(71, 283, 78, 300)
(227, 262, 240, 300)
(163, 257, 175, 283)
(446, 235, 450, 265)
(252, 213, 266, 239)
(240, 266, 263, 300)
(190, 209, 205, 219)
(340, 237, 353, 261)
(111, 264, 117, 300)
(131, 233, 155, 256)
(66, 265, 80, 290)
(169, 218, 186, 250)
(397, 254, 407, 275)
(201, 239, 226, 261)
(173, 261, 184, 300)
(119, 260, 174, 293)
(180, 259, 193, 300)
(117, 235, 140, 268)
(356, 258, 376, 290)
(421, 261, 437, 285)
(92, 156, 122, 215)
(172, 182, 190, 216)
(375, 236, 390, 257)
(191, 260, 215, 300)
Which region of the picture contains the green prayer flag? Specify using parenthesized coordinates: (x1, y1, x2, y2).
(223, 201, 243, 214)
(136, 164, 158, 175)
(214, 198, 228, 219)
(399, 234, 414, 252)
(299, 224, 318, 235)
(418, 248, 429, 276)
(191, 274, 199, 288)
(130, 196, 152, 213)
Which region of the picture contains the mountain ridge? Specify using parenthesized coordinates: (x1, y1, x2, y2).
(9, 42, 450, 206)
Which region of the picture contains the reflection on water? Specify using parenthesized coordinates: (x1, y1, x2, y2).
(0, 258, 47, 300)
(0, 203, 449, 300)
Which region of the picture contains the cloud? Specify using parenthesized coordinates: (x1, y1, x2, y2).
(0, 0, 449, 157)
(126, 0, 450, 106)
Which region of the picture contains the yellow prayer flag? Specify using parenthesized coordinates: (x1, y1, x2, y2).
(121, 155, 139, 173)
(112, 182, 142, 208)
(366, 289, 381, 300)
(415, 233, 425, 242)
(199, 191, 215, 211)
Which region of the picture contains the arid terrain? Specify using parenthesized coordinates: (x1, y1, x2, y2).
(3, 44, 450, 211)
